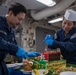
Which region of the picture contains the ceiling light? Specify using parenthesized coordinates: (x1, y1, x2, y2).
(36, 0, 56, 7)
(48, 17, 63, 23)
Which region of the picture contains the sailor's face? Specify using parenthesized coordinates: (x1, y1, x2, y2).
(10, 12, 25, 28)
(62, 18, 74, 33)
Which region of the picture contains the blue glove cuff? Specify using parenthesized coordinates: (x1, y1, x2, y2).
(49, 40, 54, 46)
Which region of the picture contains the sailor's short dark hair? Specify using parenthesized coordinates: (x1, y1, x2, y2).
(8, 2, 26, 16)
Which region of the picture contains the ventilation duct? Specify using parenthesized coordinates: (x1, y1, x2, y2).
(31, 0, 75, 20)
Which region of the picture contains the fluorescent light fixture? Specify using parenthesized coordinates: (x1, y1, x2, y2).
(36, 0, 56, 7)
(48, 17, 63, 23)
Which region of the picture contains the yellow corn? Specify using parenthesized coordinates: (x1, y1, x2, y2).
(33, 69, 40, 75)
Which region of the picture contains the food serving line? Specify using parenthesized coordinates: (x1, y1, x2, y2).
(7, 51, 76, 75)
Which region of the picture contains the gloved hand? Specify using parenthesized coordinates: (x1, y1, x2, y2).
(27, 52, 40, 57)
(43, 34, 54, 46)
(16, 46, 28, 59)
(44, 34, 53, 41)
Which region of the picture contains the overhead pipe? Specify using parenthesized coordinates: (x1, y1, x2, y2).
(31, 0, 75, 20)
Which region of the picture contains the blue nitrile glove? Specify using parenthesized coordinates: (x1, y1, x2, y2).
(44, 39, 54, 46)
(44, 34, 53, 41)
(27, 52, 40, 57)
(16, 46, 28, 59)
(43, 34, 54, 46)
